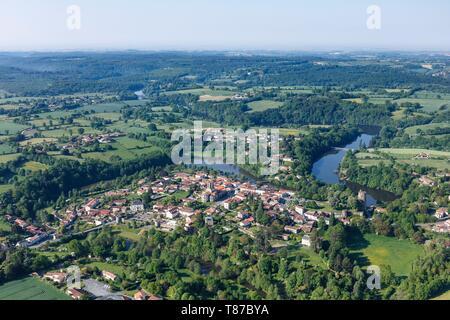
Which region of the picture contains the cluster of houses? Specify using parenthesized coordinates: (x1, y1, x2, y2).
(2, 216, 49, 248)
(62, 131, 125, 150)
(50, 171, 370, 242)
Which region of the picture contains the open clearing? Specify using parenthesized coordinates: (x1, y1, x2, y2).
(0, 277, 70, 300)
(349, 234, 423, 276)
(199, 95, 230, 102)
(247, 100, 284, 113)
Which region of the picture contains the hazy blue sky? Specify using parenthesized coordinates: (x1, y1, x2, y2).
(0, 0, 449, 51)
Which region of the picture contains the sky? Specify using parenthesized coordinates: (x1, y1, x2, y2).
(0, 0, 449, 51)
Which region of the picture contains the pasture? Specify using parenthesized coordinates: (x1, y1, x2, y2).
(0, 121, 28, 135)
(349, 234, 423, 276)
(404, 122, 450, 135)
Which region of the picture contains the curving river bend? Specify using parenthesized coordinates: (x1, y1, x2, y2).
(312, 134, 398, 207)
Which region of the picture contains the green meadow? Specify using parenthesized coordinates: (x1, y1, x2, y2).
(0, 277, 70, 300)
(349, 234, 423, 276)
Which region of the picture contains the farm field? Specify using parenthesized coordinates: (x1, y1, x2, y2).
(404, 122, 450, 135)
(0, 153, 20, 164)
(357, 148, 450, 171)
(394, 97, 449, 112)
(349, 234, 423, 276)
(164, 87, 236, 97)
(0, 277, 70, 300)
(0, 143, 14, 154)
(247, 100, 284, 113)
(0, 120, 28, 134)
(22, 161, 50, 172)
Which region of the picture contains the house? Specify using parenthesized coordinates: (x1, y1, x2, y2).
(435, 208, 449, 219)
(14, 219, 28, 229)
(67, 288, 86, 300)
(419, 176, 436, 187)
(302, 235, 312, 247)
(164, 207, 179, 219)
(240, 217, 255, 228)
(130, 200, 145, 213)
(222, 199, 233, 210)
(23, 233, 47, 247)
(295, 206, 305, 215)
(237, 212, 249, 220)
(85, 199, 100, 212)
(102, 270, 118, 282)
(291, 213, 306, 225)
(301, 222, 315, 234)
(284, 225, 302, 234)
(134, 289, 149, 301)
(179, 207, 195, 217)
(205, 216, 214, 227)
(44, 272, 67, 284)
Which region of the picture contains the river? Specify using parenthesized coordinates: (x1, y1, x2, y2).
(187, 132, 397, 207)
(312, 133, 397, 207)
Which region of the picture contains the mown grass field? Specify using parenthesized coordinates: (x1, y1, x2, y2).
(0, 277, 70, 300)
(349, 234, 423, 276)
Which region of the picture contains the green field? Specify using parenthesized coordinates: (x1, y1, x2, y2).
(22, 161, 50, 172)
(357, 148, 450, 171)
(0, 120, 29, 135)
(84, 262, 126, 275)
(0, 143, 14, 154)
(0, 153, 20, 164)
(404, 122, 450, 135)
(0, 184, 13, 194)
(349, 234, 423, 276)
(0, 277, 70, 300)
(247, 100, 283, 113)
(394, 98, 450, 112)
(164, 87, 235, 97)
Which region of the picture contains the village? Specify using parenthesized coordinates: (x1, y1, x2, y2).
(1, 168, 449, 300)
